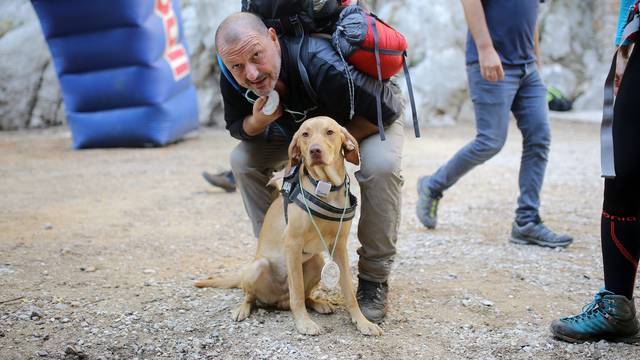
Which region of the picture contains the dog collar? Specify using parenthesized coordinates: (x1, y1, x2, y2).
(303, 168, 345, 193)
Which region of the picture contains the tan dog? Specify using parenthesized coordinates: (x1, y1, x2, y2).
(195, 116, 382, 336)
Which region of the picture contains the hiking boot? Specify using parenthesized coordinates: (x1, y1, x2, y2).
(202, 170, 237, 192)
(416, 176, 440, 229)
(356, 278, 389, 323)
(551, 289, 640, 344)
(510, 221, 573, 248)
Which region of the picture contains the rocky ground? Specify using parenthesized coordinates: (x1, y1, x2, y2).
(1, 120, 639, 359)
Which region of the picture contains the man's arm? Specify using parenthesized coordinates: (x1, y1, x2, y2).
(346, 115, 379, 143)
(461, 0, 504, 82)
(241, 96, 283, 136)
(220, 72, 284, 140)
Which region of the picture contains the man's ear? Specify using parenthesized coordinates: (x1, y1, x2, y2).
(268, 27, 278, 39)
(340, 127, 360, 165)
(287, 130, 301, 168)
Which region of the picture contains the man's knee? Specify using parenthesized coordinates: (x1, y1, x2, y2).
(472, 136, 506, 160)
(359, 153, 401, 180)
(230, 144, 251, 174)
(524, 123, 551, 148)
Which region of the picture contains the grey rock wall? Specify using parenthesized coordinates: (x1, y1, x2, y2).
(0, 0, 621, 130)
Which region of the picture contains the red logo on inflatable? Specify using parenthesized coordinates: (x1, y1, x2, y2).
(155, 0, 190, 81)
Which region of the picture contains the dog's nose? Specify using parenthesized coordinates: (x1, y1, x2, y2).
(309, 145, 322, 158)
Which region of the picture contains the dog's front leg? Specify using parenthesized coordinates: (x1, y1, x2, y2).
(284, 234, 322, 335)
(334, 238, 383, 336)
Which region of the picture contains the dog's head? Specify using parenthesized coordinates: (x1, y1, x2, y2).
(288, 116, 360, 170)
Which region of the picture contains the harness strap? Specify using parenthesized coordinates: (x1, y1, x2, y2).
(280, 165, 300, 224)
(292, 184, 357, 221)
(370, 15, 386, 141)
(280, 165, 358, 223)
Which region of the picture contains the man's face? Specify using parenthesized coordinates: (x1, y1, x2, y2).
(219, 28, 281, 97)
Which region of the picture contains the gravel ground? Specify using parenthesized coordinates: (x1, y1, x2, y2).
(1, 120, 639, 359)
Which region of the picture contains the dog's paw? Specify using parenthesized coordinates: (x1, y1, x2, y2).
(295, 319, 323, 336)
(231, 303, 251, 322)
(306, 298, 334, 314)
(356, 319, 383, 336)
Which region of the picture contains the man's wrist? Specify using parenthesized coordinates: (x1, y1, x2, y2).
(242, 115, 268, 137)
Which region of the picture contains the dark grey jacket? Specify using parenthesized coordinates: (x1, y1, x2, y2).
(221, 35, 404, 141)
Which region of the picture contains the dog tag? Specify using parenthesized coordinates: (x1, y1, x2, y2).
(315, 181, 331, 197)
(321, 260, 340, 288)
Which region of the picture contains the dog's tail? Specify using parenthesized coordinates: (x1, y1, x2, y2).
(194, 273, 242, 289)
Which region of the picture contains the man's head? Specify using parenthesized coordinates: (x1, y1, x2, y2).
(216, 12, 282, 97)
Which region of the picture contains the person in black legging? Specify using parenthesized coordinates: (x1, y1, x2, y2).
(550, 0, 640, 343)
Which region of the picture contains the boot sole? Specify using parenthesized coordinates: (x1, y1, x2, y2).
(552, 330, 640, 345)
(509, 236, 572, 248)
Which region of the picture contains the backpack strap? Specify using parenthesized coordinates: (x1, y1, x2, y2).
(290, 19, 319, 107)
(370, 15, 386, 141)
(402, 51, 420, 138)
(370, 13, 420, 139)
(217, 53, 242, 92)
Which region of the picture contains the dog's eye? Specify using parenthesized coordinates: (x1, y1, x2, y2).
(302, 132, 309, 138)
(326, 129, 334, 136)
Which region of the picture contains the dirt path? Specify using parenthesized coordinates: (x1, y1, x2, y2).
(1, 121, 637, 359)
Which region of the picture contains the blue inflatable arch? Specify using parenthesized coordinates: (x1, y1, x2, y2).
(32, 0, 199, 148)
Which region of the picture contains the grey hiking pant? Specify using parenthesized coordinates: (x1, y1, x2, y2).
(230, 120, 404, 283)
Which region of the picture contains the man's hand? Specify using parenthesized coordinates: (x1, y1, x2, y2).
(345, 115, 379, 143)
(461, 0, 504, 82)
(478, 46, 504, 82)
(242, 95, 284, 136)
(614, 44, 633, 96)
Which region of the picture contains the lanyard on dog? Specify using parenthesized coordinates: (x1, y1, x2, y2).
(298, 167, 351, 288)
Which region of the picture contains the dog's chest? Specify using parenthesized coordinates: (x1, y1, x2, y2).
(302, 238, 334, 257)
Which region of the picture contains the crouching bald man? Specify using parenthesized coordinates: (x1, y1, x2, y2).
(216, 12, 405, 322)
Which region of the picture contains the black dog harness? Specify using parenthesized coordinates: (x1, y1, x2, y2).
(280, 165, 357, 223)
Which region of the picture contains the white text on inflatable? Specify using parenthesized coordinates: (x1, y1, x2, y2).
(155, 0, 190, 81)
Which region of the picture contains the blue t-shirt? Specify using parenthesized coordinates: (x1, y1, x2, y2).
(466, 0, 542, 65)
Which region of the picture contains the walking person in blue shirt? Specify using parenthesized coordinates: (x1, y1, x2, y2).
(416, 0, 573, 248)
(550, 0, 640, 343)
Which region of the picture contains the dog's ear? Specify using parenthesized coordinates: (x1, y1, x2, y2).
(340, 127, 360, 166)
(287, 130, 301, 168)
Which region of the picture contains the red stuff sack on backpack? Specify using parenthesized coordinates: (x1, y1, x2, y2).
(332, 5, 407, 80)
(332, 5, 419, 139)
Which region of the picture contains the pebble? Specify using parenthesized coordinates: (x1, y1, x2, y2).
(36, 350, 48, 357)
(43, 224, 52, 230)
(481, 299, 494, 307)
(30, 309, 44, 320)
(80, 266, 97, 272)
